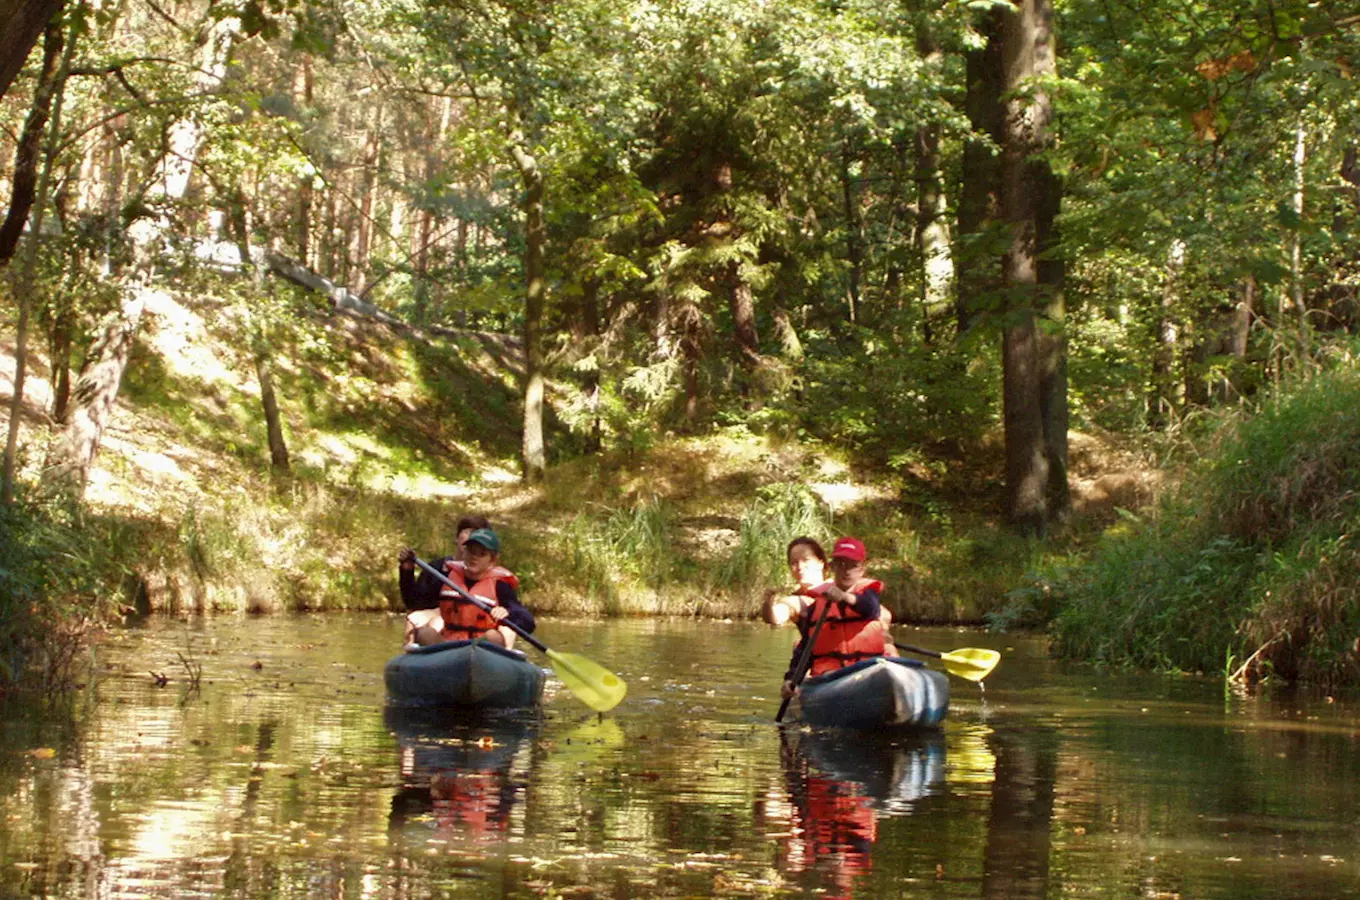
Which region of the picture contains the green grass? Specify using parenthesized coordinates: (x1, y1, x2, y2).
(1047, 358, 1360, 688)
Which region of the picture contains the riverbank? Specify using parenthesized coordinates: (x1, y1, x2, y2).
(1, 290, 1151, 639)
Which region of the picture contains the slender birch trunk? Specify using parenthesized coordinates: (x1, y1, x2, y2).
(46, 13, 239, 498)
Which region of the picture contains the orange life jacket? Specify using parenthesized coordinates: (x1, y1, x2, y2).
(438, 561, 519, 640)
(804, 579, 886, 677)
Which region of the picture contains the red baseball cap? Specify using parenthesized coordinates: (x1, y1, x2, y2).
(830, 537, 866, 562)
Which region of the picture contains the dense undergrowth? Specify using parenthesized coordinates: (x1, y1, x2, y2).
(1041, 348, 1360, 689)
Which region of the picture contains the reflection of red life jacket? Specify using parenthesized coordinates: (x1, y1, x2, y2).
(804, 777, 877, 864)
(804, 579, 886, 677)
(438, 561, 519, 640)
(430, 771, 506, 841)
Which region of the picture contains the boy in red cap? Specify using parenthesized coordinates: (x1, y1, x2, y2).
(780, 536, 890, 701)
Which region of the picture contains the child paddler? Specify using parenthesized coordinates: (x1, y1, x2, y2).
(398, 526, 535, 650)
(434, 528, 534, 650)
(779, 536, 889, 702)
(398, 514, 489, 646)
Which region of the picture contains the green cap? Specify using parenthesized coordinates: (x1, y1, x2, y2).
(464, 528, 500, 553)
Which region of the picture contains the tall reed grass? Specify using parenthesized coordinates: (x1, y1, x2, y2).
(1049, 358, 1360, 687)
(553, 499, 679, 615)
(712, 483, 834, 605)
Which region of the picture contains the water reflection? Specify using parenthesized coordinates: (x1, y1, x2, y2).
(384, 707, 537, 848)
(981, 724, 1058, 900)
(3, 617, 1360, 898)
(762, 727, 946, 898)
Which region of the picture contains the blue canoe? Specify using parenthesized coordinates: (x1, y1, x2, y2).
(384, 639, 546, 709)
(797, 656, 949, 730)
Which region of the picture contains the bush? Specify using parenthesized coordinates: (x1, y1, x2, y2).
(0, 497, 131, 689)
(1049, 359, 1360, 687)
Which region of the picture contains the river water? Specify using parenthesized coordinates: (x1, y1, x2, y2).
(1, 614, 1358, 898)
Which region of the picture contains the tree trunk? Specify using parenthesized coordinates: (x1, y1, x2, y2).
(1148, 239, 1185, 429)
(293, 56, 314, 267)
(728, 261, 760, 373)
(916, 121, 954, 335)
(579, 277, 603, 454)
(772, 307, 803, 360)
(0, 0, 62, 103)
(915, 26, 954, 336)
(229, 196, 290, 473)
(841, 142, 862, 324)
(49, 303, 72, 422)
(1035, 163, 1068, 519)
(1000, 0, 1061, 535)
(956, 7, 1006, 336)
(47, 13, 239, 498)
(1, 19, 71, 505)
(46, 290, 150, 493)
(0, 18, 62, 267)
(509, 131, 547, 482)
(1214, 277, 1253, 403)
(1290, 115, 1306, 319)
(681, 318, 701, 425)
(349, 109, 382, 293)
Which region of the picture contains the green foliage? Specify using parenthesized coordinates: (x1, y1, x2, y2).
(1050, 357, 1360, 686)
(712, 482, 832, 594)
(0, 496, 134, 688)
(799, 323, 994, 462)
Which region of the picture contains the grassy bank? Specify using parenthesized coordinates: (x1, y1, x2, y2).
(1, 287, 1116, 688)
(2, 286, 1072, 611)
(1041, 349, 1360, 689)
(58, 431, 1057, 623)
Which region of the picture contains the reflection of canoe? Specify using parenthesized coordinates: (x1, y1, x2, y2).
(385, 707, 537, 841)
(797, 657, 949, 730)
(793, 728, 946, 811)
(384, 639, 546, 709)
(384, 705, 537, 777)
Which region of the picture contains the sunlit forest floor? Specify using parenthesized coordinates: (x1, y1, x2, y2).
(1, 291, 1160, 624)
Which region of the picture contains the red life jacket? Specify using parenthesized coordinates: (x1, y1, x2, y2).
(438, 561, 519, 640)
(804, 579, 887, 677)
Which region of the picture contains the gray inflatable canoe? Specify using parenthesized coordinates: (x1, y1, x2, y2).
(797, 656, 949, 730)
(384, 639, 546, 709)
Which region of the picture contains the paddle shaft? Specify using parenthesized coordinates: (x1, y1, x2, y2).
(775, 596, 835, 722)
(413, 557, 548, 654)
(894, 642, 942, 659)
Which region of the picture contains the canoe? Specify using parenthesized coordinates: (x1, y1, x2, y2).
(384, 639, 546, 709)
(796, 656, 949, 730)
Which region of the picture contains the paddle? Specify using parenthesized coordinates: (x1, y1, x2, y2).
(775, 596, 835, 723)
(413, 557, 627, 713)
(894, 642, 1000, 682)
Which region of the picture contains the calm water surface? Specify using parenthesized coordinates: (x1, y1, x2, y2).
(2, 614, 1359, 898)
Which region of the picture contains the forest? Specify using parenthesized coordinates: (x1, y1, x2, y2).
(1, 0, 1359, 689)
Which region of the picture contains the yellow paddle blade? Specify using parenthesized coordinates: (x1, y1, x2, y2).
(939, 647, 1001, 682)
(547, 648, 628, 713)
